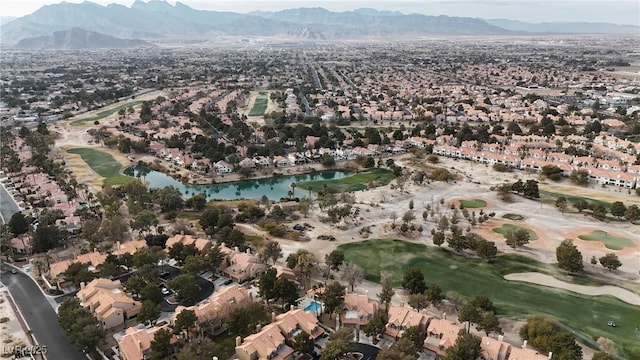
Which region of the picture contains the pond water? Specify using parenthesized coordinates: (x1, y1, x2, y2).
(124, 166, 348, 201)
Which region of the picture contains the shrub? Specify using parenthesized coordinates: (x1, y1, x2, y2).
(492, 163, 512, 172)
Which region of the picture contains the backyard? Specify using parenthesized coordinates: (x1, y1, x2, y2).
(492, 223, 539, 240)
(248, 92, 268, 116)
(577, 230, 636, 250)
(66, 148, 133, 185)
(298, 168, 395, 193)
(339, 239, 640, 359)
(69, 100, 143, 126)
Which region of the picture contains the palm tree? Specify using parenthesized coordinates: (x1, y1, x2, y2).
(290, 182, 297, 199)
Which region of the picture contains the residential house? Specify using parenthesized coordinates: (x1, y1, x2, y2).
(341, 293, 379, 326)
(172, 285, 250, 335)
(423, 318, 464, 356)
(480, 336, 511, 360)
(49, 250, 108, 288)
(76, 278, 141, 330)
(507, 346, 550, 360)
(223, 247, 267, 283)
(235, 323, 293, 360)
(112, 240, 147, 256)
(214, 160, 234, 174)
(165, 234, 212, 253)
(273, 156, 291, 167)
(385, 304, 431, 339)
(586, 168, 637, 189)
(274, 309, 325, 341)
(273, 265, 299, 285)
(118, 324, 177, 360)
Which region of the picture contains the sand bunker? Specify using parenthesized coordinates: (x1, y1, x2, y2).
(505, 272, 640, 306)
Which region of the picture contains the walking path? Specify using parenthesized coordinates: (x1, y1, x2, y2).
(505, 272, 640, 305)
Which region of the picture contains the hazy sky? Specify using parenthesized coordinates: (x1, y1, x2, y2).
(1, 0, 639, 25)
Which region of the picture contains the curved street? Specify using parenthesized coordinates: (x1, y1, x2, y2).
(0, 266, 86, 360)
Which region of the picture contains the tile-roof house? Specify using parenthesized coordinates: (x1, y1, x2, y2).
(341, 293, 379, 326)
(118, 324, 177, 360)
(171, 285, 250, 335)
(223, 248, 267, 283)
(385, 304, 431, 339)
(275, 309, 325, 340)
(507, 345, 550, 360)
(481, 335, 511, 360)
(165, 234, 212, 253)
(423, 318, 464, 355)
(76, 278, 142, 329)
(235, 323, 293, 360)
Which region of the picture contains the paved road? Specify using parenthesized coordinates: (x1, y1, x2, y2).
(0, 184, 20, 224)
(1, 266, 86, 360)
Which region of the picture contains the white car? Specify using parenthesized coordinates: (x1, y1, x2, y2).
(161, 287, 170, 295)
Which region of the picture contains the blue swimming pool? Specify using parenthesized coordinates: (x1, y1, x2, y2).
(304, 301, 322, 314)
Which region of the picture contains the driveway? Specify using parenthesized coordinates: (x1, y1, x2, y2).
(1, 265, 86, 360)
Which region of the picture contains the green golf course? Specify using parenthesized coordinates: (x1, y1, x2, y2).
(578, 230, 636, 250)
(298, 168, 395, 193)
(459, 199, 487, 208)
(67, 148, 133, 185)
(248, 92, 268, 116)
(339, 239, 640, 358)
(492, 223, 538, 240)
(70, 101, 143, 126)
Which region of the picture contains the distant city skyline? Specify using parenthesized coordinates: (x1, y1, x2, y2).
(1, 0, 639, 25)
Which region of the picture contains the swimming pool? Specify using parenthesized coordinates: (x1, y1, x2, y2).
(304, 301, 322, 314)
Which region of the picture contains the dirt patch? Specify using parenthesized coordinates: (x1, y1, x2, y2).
(540, 183, 640, 206)
(505, 272, 640, 305)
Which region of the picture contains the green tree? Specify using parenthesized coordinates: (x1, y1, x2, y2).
(274, 277, 299, 310)
(377, 272, 395, 312)
(184, 194, 207, 211)
(425, 282, 444, 306)
(130, 210, 158, 235)
(556, 239, 584, 273)
(125, 275, 146, 295)
(32, 224, 67, 253)
(57, 297, 105, 354)
(321, 338, 349, 360)
(140, 283, 164, 304)
(258, 268, 278, 305)
(477, 312, 502, 336)
(138, 300, 161, 325)
(592, 352, 616, 360)
(569, 169, 589, 186)
(523, 179, 540, 199)
(442, 333, 481, 360)
(8, 212, 30, 236)
(624, 204, 639, 221)
(150, 328, 173, 360)
(519, 316, 583, 360)
(293, 331, 315, 354)
(203, 244, 225, 273)
(403, 325, 425, 351)
(173, 309, 197, 339)
(433, 231, 445, 247)
(363, 312, 387, 340)
(505, 228, 530, 250)
(402, 268, 427, 294)
(475, 240, 497, 262)
(610, 201, 626, 219)
(321, 281, 345, 318)
(157, 186, 184, 213)
(555, 196, 568, 215)
(325, 249, 345, 271)
(408, 293, 429, 312)
(592, 204, 607, 219)
(599, 253, 622, 271)
(227, 303, 269, 337)
(320, 153, 336, 167)
(168, 274, 201, 306)
(258, 240, 282, 265)
(574, 199, 589, 213)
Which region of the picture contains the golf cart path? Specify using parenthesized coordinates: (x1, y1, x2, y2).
(505, 272, 640, 306)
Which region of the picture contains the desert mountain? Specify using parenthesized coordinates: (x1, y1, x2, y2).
(14, 28, 155, 49)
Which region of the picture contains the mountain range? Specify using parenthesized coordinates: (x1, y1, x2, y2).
(14, 28, 155, 49)
(1, 0, 638, 47)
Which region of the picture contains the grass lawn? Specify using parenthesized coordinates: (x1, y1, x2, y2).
(339, 239, 640, 359)
(577, 230, 636, 250)
(69, 100, 143, 126)
(502, 213, 525, 221)
(492, 223, 538, 240)
(459, 199, 487, 208)
(248, 92, 268, 116)
(297, 168, 395, 193)
(540, 190, 611, 209)
(67, 148, 133, 185)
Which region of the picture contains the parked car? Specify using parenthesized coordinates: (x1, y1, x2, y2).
(293, 224, 305, 231)
(222, 279, 233, 286)
(159, 271, 171, 279)
(608, 321, 616, 327)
